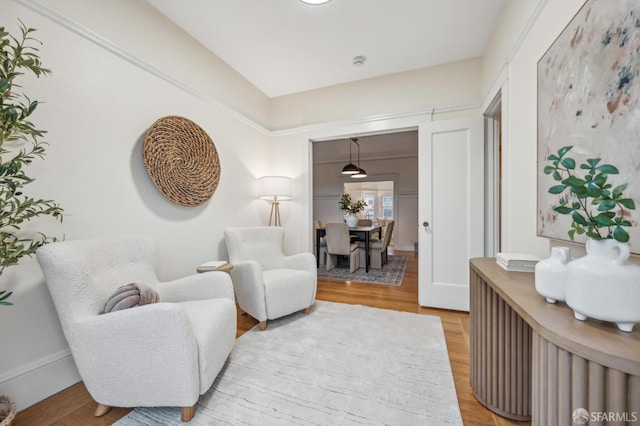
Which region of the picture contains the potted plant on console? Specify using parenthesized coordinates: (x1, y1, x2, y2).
(541, 145, 639, 332)
(338, 193, 366, 227)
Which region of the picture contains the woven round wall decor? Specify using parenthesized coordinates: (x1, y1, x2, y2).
(142, 116, 220, 207)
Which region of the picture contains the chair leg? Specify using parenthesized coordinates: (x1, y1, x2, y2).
(303, 306, 311, 314)
(94, 403, 111, 417)
(181, 406, 195, 422)
(259, 320, 267, 330)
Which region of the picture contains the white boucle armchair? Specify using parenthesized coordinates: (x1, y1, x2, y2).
(224, 226, 317, 330)
(36, 235, 237, 423)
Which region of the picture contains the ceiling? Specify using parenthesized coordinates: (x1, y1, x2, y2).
(145, 0, 506, 98)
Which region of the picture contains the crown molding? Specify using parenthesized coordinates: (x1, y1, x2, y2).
(17, 0, 524, 137)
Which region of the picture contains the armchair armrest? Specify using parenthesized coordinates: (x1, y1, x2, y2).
(281, 252, 316, 275)
(229, 260, 267, 321)
(153, 272, 235, 303)
(71, 303, 200, 406)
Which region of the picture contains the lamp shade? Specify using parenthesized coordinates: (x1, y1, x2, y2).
(258, 176, 292, 200)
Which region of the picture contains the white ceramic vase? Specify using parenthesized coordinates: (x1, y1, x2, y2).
(565, 238, 640, 332)
(345, 212, 358, 227)
(535, 246, 571, 304)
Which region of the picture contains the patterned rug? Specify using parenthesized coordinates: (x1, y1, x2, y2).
(316, 255, 407, 286)
(115, 301, 462, 425)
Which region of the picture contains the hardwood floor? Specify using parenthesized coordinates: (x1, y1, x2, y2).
(13, 250, 529, 425)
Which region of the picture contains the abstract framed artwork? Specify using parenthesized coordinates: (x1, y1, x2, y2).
(537, 0, 640, 253)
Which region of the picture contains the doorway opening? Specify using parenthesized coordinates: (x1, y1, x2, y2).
(343, 180, 395, 245)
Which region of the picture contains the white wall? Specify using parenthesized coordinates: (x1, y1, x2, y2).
(269, 57, 483, 130)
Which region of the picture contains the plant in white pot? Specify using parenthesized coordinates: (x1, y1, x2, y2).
(1, 21, 63, 308)
(338, 193, 366, 227)
(543, 145, 639, 332)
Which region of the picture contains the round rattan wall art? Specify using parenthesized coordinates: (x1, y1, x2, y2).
(142, 116, 220, 207)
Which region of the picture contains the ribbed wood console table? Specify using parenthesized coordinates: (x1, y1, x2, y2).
(469, 258, 640, 425)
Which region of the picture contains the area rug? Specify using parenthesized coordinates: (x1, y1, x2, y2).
(115, 301, 462, 425)
(316, 255, 407, 286)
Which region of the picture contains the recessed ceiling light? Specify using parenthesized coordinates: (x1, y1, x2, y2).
(299, 0, 332, 5)
(352, 55, 366, 67)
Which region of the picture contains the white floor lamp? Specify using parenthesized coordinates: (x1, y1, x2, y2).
(258, 176, 292, 226)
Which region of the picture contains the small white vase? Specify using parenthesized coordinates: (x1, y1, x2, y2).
(565, 238, 640, 332)
(345, 213, 358, 227)
(535, 246, 570, 304)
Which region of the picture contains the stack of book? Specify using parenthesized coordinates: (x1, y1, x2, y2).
(495, 252, 541, 272)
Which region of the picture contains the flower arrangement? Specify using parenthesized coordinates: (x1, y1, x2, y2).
(544, 145, 635, 243)
(0, 22, 63, 306)
(338, 193, 367, 214)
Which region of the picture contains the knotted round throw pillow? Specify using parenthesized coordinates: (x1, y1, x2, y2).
(100, 283, 159, 314)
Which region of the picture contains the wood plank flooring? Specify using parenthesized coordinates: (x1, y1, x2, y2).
(13, 250, 529, 425)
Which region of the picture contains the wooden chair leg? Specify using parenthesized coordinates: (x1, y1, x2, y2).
(94, 403, 112, 417)
(181, 405, 195, 422)
(259, 320, 267, 330)
(303, 306, 311, 314)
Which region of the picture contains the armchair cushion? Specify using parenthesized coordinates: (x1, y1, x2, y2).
(100, 282, 159, 314)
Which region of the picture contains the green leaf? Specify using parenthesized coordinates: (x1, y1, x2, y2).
(543, 166, 555, 174)
(561, 158, 576, 169)
(596, 164, 619, 174)
(618, 198, 636, 210)
(548, 185, 567, 194)
(612, 183, 628, 198)
(572, 211, 590, 225)
(568, 229, 576, 240)
(557, 146, 573, 157)
(597, 200, 616, 211)
(563, 175, 587, 187)
(594, 213, 615, 227)
(613, 226, 630, 243)
(554, 206, 573, 214)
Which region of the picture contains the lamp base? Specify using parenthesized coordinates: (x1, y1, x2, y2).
(269, 199, 281, 226)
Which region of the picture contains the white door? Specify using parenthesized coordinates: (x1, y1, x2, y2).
(418, 116, 484, 311)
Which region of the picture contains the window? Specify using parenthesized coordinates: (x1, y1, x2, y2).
(382, 196, 393, 218)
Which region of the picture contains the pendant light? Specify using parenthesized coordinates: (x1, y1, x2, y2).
(341, 139, 359, 175)
(351, 138, 367, 178)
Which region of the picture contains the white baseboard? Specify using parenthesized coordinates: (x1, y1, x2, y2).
(0, 350, 81, 411)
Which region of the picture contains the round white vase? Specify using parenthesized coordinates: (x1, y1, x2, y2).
(345, 213, 358, 227)
(535, 246, 571, 304)
(565, 238, 640, 332)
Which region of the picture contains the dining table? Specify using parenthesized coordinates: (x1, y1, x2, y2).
(316, 225, 382, 273)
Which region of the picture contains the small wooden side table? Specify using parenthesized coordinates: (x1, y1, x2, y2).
(196, 261, 233, 274)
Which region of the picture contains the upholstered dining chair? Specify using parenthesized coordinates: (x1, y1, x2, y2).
(368, 219, 395, 269)
(326, 222, 360, 273)
(36, 235, 237, 422)
(313, 220, 327, 265)
(224, 226, 317, 330)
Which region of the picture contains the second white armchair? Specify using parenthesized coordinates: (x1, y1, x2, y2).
(224, 226, 317, 330)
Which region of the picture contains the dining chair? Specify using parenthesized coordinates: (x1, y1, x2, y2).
(326, 223, 360, 273)
(368, 219, 395, 269)
(313, 220, 327, 265)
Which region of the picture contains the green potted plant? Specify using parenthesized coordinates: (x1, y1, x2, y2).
(1, 21, 63, 308)
(542, 145, 639, 332)
(338, 193, 366, 227)
(544, 145, 635, 242)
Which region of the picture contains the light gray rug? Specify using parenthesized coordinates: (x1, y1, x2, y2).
(115, 301, 462, 425)
(317, 255, 407, 286)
